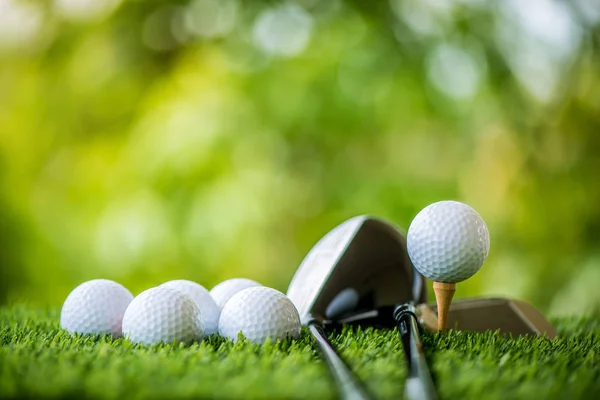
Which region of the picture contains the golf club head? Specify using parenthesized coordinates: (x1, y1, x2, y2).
(287, 215, 427, 324)
(326, 298, 557, 338)
(417, 297, 557, 338)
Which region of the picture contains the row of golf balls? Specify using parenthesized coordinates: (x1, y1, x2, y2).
(60, 278, 302, 345)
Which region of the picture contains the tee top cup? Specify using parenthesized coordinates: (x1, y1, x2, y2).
(407, 201, 490, 331)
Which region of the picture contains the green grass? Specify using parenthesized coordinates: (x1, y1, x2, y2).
(1, 306, 599, 399)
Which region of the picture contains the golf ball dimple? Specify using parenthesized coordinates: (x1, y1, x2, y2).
(60, 279, 133, 337)
(407, 201, 490, 283)
(122, 286, 204, 345)
(218, 287, 301, 344)
(210, 278, 261, 310)
(160, 280, 220, 335)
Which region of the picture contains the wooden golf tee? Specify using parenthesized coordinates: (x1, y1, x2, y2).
(433, 281, 456, 331)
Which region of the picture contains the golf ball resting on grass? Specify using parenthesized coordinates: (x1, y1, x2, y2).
(122, 286, 204, 345)
(407, 200, 490, 330)
(210, 278, 262, 310)
(160, 280, 220, 335)
(219, 287, 301, 344)
(59, 276, 297, 346)
(60, 279, 133, 337)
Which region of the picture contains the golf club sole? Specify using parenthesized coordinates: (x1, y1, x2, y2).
(325, 298, 557, 338)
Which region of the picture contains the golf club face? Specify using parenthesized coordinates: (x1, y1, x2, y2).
(287, 215, 426, 324)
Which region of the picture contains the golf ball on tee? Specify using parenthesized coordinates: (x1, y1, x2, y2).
(160, 280, 220, 335)
(60, 279, 133, 337)
(407, 200, 490, 283)
(122, 286, 204, 345)
(210, 278, 261, 310)
(218, 287, 301, 344)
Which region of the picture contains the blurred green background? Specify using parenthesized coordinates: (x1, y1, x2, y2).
(1, 0, 599, 316)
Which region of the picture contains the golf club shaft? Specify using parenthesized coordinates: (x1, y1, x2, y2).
(308, 321, 372, 400)
(395, 304, 438, 400)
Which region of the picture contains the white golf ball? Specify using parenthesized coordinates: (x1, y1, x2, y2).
(210, 278, 261, 310)
(160, 280, 220, 335)
(60, 279, 133, 337)
(407, 200, 490, 283)
(122, 286, 204, 345)
(218, 287, 301, 344)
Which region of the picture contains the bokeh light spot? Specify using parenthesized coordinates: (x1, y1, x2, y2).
(252, 3, 313, 57)
(55, 0, 122, 21)
(142, 6, 182, 52)
(427, 43, 484, 100)
(0, 0, 43, 51)
(184, 0, 239, 39)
